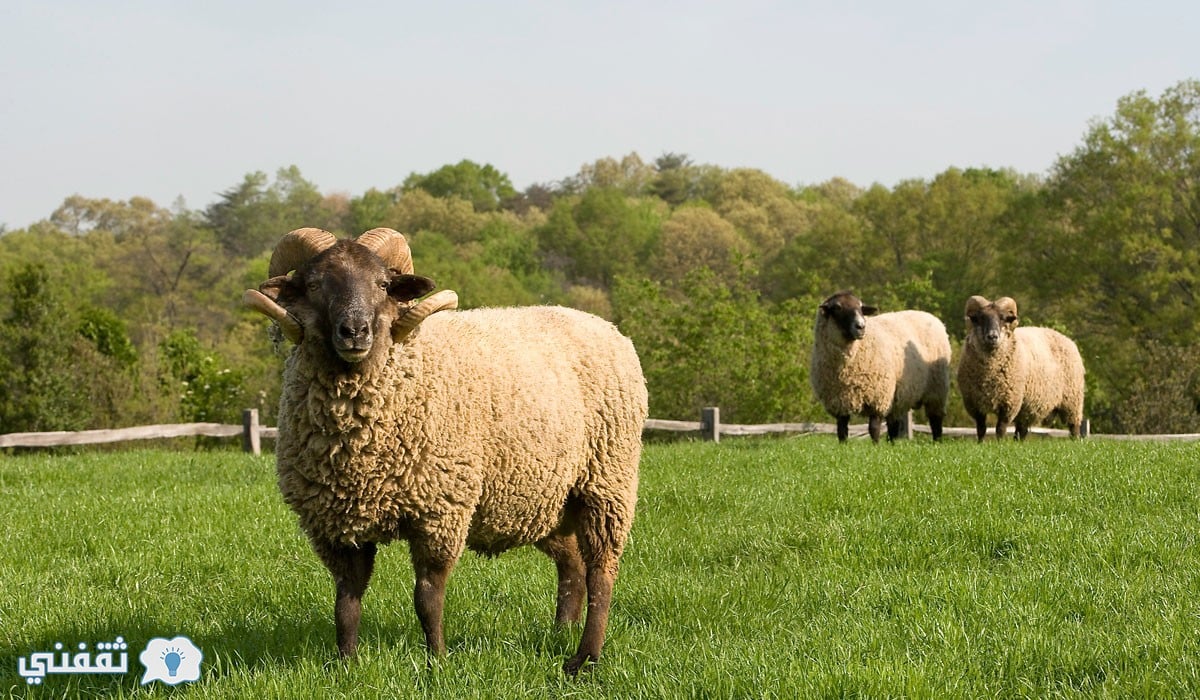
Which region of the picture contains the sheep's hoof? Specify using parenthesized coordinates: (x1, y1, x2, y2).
(563, 652, 596, 676)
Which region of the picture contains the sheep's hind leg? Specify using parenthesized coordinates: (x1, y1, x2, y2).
(886, 417, 902, 442)
(836, 415, 850, 442)
(315, 540, 377, 658)
(410, 547, 456, 656)
(563, 501, 628, 675)
(537, 530, 586, 625)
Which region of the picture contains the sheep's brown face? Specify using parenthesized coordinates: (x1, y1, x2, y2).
(263, 241, 434, 364)
(819, 291, 878, 343)
(966, 301, 1018, 353)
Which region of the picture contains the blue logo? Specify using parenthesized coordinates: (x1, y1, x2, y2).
(138, 636, 203, 685)
(16, 634, 203, 686)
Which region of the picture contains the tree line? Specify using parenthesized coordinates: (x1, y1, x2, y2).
(1, 80, 1197, 437)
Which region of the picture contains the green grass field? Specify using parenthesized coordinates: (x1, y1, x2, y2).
(2, 438, 1199, 698)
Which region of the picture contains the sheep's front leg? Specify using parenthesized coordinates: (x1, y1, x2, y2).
(411, 550, 456, 656)
(928, 413, 944, 441)
(995, 410, 1011, 440)
(867, 415, 883, 443)
(972, 413, 988, 442)
(315, 541, 377, 658)
(836, 415, 850, 442)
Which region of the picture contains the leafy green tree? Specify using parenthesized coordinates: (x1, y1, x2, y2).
(392, 189, 483, 244)
(0, 264, 101, 431)
(347, 187, 399, 233)
(402, 160, 516, 213)
(648, 153, 722, 206)
(612, 268, 822, 424)
(654, 205, 750, 286)
(158, 329, 246, 424)
(50, 195, 170, 237)
(410, 231, 544, 308)
(1020, 79, 1200, 432)
(711, 168, 808, 258)
(78, 307, 138, 367)
(206, 166, 338, 257)
(536, 188, 663, 288)
(760, 196, 873, 302)
(563, 153, 656, 196)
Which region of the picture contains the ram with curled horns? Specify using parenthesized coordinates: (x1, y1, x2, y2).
(243, 228, 648, 675)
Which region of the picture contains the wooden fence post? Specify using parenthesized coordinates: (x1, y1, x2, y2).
(242, 409, 261, 455)
(700, 407, 720, 443)
(1081, 419, 1090, 439)
(902, 410, 913, 440)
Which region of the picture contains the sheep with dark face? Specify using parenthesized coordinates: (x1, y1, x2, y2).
(957, 295, 1085, 441)
(243, 227, 647, 675)
(810, 291, 952, 442)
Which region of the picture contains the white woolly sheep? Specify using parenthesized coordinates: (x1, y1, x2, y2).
(957, 295, 1085, 441)
(810, 291, 952, 442)
(242, 227, 648, 675)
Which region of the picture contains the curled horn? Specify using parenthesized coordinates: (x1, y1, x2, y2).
(356, 228, 414, 274)
(392, 290, 459, 342)
(965, 295, 990, 317)
(268, 227, 338, 277)
(242, 289, 303, 343)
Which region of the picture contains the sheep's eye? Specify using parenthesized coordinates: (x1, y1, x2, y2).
(307, 281, 320, 292)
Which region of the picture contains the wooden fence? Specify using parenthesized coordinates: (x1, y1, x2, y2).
(2, 408, 1198, 453)
(0, 409, 277, 454)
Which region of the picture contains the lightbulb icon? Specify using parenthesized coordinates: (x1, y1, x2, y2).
(161, 647, 183, 677)
(140, 635, 202, 685)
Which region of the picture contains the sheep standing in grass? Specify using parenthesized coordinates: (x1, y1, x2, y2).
(957, 295, 1085, 441)
(810, 291, 951, 442)
(242, 227, 647, 675)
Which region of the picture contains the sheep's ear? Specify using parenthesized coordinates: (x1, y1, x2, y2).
(861, 305, 879, 316)
(259, 274, 298, 304)
(388, 274, 436, 302)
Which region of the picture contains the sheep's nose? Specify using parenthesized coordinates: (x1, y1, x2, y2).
(986, 330, 1000, 343)
(338, 319, 370, 340)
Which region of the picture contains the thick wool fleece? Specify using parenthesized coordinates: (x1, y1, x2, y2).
(275, 305, 647, 563)
(810, 310, 952, 420)
(958, 325, 1085, 431)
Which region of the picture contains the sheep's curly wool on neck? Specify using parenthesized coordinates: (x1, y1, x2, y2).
(277, 338, 423, 546)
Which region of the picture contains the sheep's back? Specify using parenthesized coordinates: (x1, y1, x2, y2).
(404, 306, 646, 553)
(1013, 327, 1085, 422)
(869, 311, 952, 415)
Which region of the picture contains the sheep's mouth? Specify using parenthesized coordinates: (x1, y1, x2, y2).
(334, 345, 372, 363)
(842, 327, 866, 342)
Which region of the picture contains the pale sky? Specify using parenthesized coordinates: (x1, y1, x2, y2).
(1, 1, 1197, 230)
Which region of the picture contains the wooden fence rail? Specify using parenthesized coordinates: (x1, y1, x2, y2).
(0, 409, 279, 454)
(2, 408, 1199, 453)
